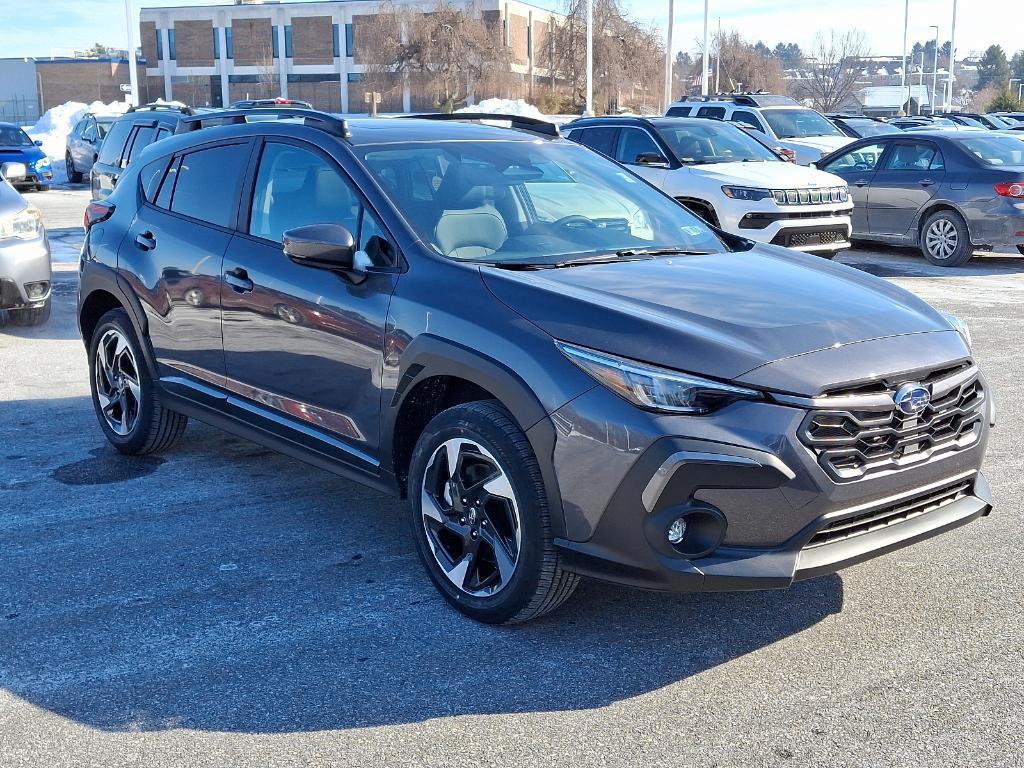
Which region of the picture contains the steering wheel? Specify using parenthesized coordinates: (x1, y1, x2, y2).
(553, 215, 598, 230)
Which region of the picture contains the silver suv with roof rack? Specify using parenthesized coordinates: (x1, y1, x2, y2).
(667, 93, 853, 165)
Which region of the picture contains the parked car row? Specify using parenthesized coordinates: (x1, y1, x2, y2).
(77, 107, 993, 624)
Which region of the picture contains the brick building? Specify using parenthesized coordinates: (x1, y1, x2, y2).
(35, 58, 152, 112)
(139, 0, 562, 113)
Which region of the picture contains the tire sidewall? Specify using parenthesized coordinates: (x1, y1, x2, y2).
(921, 210, 971, 266)
(87, 309, 155, 453)
(408, 404, 548, 623)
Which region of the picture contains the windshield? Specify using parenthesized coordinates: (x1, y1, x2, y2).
(763, 109, 844, 138)
(657, 122, 780, 164)
(845, 119, 900, 137)
(958, 135, 1024, 167)
(0, 127, 34, 147)
(953, 115, 987, 129)
(985, 114, 1014, 129)
(356, 140, 725, 264)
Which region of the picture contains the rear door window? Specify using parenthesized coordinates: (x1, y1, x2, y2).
(883, 142, 944, 172)
(167, 143, 251, 228)
(125, 126, 156, 166)
(96, 120, 133, 166)
(665, 106, 691, 117)
(696, 106, 726, 119)
(574, 126, 617, 157)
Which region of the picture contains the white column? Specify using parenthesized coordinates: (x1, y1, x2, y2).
(217, 21, 229, 107)
(276, 11, 288, 98)
(124, 0, 140, 107)
(160, 28, 172, 101)
(900, 0, 910, 114)
(663, 0, 674, 111)
(701, 0, 709, 97)
(946, 0, 958, 111)
(336, 13, 347, 114)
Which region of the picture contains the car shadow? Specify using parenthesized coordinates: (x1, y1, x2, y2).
(843, 242, 1024, 277)
(0, 398, 845, 733)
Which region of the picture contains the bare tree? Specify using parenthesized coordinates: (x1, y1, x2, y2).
(794, 30, 869, 111)
(712, 31, 787, 94)
(253, 36, 279, 99)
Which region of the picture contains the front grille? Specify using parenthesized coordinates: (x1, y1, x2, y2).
(806, 479, 973, 548)
(771, 226, 849, 248)
(799, 365, 985, 481)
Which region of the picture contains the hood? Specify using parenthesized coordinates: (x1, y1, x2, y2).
(481, 246, 953, 394)
(689, 161, 846, 188)
(0, 178, 30, 216)
(781, 135, 852, 154)
(0, 144, 44, 159)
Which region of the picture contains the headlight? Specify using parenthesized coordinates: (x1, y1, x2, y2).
(0, 206, 43, 240)
(940, 311, 972, 348)
(556, 342, 762, 414)
(721, 185, 773, 202)
(35, 158, 51, 170)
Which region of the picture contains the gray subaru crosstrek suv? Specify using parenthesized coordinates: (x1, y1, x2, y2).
(77, 110, 992, 624)
(0, 164, 50, 325)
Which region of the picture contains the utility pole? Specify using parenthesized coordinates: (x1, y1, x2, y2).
(663, 0, 674, 112)
(946, 0, 958, 111)
(900, 0, 910, 115)
(585, 0, 593, 115)
(701, 0, 709, 97)
(124, 0, 139, 107)
(929, 25, 940, 114)
(917, 51, 925, 115)
(714, 16, 721, 94)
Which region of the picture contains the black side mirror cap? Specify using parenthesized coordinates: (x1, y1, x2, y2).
(283, 224, 367, 281)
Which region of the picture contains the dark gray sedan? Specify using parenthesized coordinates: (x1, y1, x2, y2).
(818, 131, 1024, 265)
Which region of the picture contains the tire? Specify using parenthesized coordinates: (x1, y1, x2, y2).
(920, 209, 972, 267)
(408, 400, 579, 624)
(35, 184, 50, 192)
(88, 308, 187, 455)
(7, 298, 51, 327)
(66, 153, 83, 184)
(1017, 245, 1024, 256)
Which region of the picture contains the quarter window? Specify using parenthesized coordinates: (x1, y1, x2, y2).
(168, 143, 250, 228)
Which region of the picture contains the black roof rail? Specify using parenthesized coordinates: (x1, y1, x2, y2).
(128, 102, 195, 115)
(173, 107, 351, 139)
(401, 112, 559, 137)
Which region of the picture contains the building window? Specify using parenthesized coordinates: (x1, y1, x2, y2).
(167, 29, 176, 61)
(213, 28, 220, 59)
(284, 25, 293, 58)
(345, 23, 354, 58)
(272, 25, 278, 58)
(333, 24, 340, 58)
(225, 27, 233, 59)
(347, 72, 363, 83)
(156, 28, 163, 60)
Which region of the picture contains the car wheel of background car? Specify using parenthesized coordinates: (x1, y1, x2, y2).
(7, 298, 51, 327)
(408, 400, 579, 624)
(35, 184, 50, 192)
(88, 308, 188, 455)
(921, 209, 972, 267)
(1017, 245, 1024, 256)
(65, 153, 83, 184)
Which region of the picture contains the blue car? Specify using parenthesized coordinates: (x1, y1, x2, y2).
(0, 122, 53, 191)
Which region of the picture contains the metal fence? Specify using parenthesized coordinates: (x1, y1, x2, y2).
(0, 96, 40, 126)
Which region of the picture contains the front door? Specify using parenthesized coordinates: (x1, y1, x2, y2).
(867, 140, 945, 237)
(819, 141, 888, 236)
(220, 139, 399, 470)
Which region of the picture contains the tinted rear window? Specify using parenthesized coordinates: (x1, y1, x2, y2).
(665, 106, 691, 117)
(575, 126, 617, 157)
(168, 143, 250, 228)
(96, 120, 134, 166)
(126, 126, 157, 165)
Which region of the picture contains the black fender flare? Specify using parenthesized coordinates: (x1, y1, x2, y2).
(78, 261, 159, 380)
(383, 334, 567, 537)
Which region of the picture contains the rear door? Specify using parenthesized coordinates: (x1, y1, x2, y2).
(120, 140, 254, 397)
(868, 140, 946, 236)
(819, 140, 889, 235)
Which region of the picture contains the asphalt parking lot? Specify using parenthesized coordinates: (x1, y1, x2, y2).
(1, 186, 1022, 767)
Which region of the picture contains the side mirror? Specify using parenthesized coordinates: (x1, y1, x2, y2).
(1, 161, 28, 180)
(283, 224, 365, 279)
(34, 140, 43, 147)
(634, 152, 670, 167)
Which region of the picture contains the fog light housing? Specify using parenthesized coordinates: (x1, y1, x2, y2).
(667, 518, 687, 544)
(24, 281, 49, 300)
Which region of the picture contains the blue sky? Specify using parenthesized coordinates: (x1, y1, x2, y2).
(0, 0, 1019, 60)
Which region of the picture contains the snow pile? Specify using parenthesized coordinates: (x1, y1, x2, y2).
(26, 100, 130, 184)
(457, 98, 548, 121)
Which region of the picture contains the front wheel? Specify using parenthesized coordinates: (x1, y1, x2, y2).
(66, 153, 83, 183)
(921, 210, 972, 266)
(88, 308, 188, 454)
(408, 401, 579, 624)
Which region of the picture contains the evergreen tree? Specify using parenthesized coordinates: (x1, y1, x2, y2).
(976, 44, 1011, 90)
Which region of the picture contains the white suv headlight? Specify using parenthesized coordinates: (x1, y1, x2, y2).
(557, 342, 762, 414)
(0, 206, 43, 240)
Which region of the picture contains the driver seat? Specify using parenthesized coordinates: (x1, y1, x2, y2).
(434, 187, 508, 260)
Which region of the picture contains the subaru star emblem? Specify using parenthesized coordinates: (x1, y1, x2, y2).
(894, 383, 930, 416)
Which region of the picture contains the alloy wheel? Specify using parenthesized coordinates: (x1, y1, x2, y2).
(94, 329, 142, 436)
(420, 438, 522, 597)
(65, 154, 74, 179)
(925, 218, 958, 260)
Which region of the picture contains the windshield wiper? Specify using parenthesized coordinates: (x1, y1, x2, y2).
(615, 248, 716, 257)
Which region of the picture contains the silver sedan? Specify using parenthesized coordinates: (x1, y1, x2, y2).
(0, 162, 51, 326)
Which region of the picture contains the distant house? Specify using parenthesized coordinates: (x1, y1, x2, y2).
(857, 85, 931, 117)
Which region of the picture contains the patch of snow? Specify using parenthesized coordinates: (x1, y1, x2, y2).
(26, 100, 130, 185)
(457, 98, 548, 121)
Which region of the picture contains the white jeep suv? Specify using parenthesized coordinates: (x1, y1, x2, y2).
(666, 93, 852, 165)
(564, 116, 854, 257)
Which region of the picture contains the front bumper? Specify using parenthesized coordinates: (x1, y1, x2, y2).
(547, 364, 991, 593)
(719, 201, 854, 254)
(0, 232, 52, 307)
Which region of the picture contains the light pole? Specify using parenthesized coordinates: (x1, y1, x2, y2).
(663, 0, 674, 112)
(900, 0, 910, 115)
(929, 25, 939, 115)
(946, 0, 958, 111)
(701, 0, 709, 97)
(584, 0, 593, 115)
(917, 51, 925, 115)
(123, 0, 139, 107)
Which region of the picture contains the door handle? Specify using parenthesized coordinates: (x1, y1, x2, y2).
(853, 179, 869, 187)
(134, 231, 156, 251)
(919, 178, 935, 187)
(225, 267, 254, 293)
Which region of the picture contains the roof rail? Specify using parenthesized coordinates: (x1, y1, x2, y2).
(128, 102, 195, 115)
(173, 107, 351, 139)
(401, 112, 559, 138)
